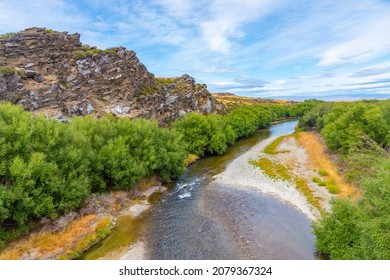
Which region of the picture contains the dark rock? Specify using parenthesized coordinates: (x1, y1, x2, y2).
(24, 69, 36, 78)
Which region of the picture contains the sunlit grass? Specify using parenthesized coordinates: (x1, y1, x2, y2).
(263, 135, 289, 155)
(0, 215, 112, 260)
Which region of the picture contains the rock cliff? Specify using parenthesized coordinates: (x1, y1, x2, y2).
(0, 27, 224, 123)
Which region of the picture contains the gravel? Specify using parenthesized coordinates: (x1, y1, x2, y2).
(212, 135, 324, 221)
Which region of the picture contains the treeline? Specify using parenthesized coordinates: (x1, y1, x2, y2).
(0, 103, 186, 246)
(298, 99, 390, 259)
(174, 105, 293, 156)
(0, 102, 297, 247)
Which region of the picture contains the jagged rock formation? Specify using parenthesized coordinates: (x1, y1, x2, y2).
(0, 27, 224, 123)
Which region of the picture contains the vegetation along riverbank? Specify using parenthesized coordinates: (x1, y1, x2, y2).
(0, 97, 389, 259)
(0, 101, 297, 259)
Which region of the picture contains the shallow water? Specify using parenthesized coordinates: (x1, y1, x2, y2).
(145, 120, 317, 259)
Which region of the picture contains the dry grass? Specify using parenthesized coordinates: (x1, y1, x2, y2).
(296, 132, 360, 199)
(0, 214, 112, 260)
(212, 93, 292, 107)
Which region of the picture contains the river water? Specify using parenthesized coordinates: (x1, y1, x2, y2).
(145, 120, 316, 259)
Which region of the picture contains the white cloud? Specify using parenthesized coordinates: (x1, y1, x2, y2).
(199, 0, 284, 53)
(318, 11, 390, 67)
(274, 80, 288, 85)
(0, 0, 87, 33)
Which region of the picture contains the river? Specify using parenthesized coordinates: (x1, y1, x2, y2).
(144, 120, 316, 259)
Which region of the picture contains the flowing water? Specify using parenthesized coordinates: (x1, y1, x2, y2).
(145, 120, 317, 259)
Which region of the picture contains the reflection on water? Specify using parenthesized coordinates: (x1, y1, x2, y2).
(145, 120, 316, 259)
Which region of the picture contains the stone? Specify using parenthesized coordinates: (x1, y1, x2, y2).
(114, 105, 122, 114)
(34, 74, 43, 83)
(203, 99, 212, 113)
(66, 74, 77, 82)
(86, 103, 94, 114)
(165, 95, 178, 105)
(81, 69, 91, 76)
(24, 69, 36, 78)
(25, 62, 35, 68)
(122, 106, 130, 114)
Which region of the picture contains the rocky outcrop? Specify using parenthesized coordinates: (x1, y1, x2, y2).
(0, 27, 224, 123)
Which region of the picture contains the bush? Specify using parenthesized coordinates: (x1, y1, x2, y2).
(173, 105, 282, 157)
(313, 199, 362, 259)
(0, 66, 25, 78)
(306, 99, 390, 259)
(0, 103, 187, 247)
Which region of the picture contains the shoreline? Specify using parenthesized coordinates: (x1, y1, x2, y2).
(212, 135, 326, 221)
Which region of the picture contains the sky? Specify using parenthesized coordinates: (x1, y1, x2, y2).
(1, 0, 390, 100)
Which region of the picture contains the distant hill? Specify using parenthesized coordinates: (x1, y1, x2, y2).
(0, 27, 225, 124)
(212, 92, 295, 108)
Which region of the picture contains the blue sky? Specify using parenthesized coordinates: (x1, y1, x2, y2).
(1, 0, 390, 100)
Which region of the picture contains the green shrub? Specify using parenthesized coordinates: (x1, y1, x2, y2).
(0, 66, 25, 78)
(0, 103, 187, 247)
(327, 184, 340, 194)
(0, 33, 15, 39)
(318, 170, 329, 176)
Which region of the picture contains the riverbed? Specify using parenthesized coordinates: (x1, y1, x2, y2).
(144, 120, 317, 259)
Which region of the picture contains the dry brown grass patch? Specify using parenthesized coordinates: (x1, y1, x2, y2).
(0, 214, 108, 260)
(296, 131, 360, 199)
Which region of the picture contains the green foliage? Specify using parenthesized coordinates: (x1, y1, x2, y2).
(263, 135, 287, 154)
(318, 170, 329, 176)
(0, 33, 15, 39)
(289, 99, 324, 117)
(0, 103, 187, 247)
(45, 29, 54, 33)
(302, 99, 390, 259)
(326, 184, 340, 194)
(155, 77, 180, 85)
(313, 199, 362, 259)
(173, 105, 281, 157)
(314, 162, 390, 259)
(73, 45, 118, 60)
(322, 103, 389, 154)
(226, 106, 273, 138)
(298, 102, 333, 131)
(358, 162, 390, 259)
(173, 113, 234, 156)
(0, 66, 25, 78)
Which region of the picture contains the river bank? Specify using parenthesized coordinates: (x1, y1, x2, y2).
(0, 176, 165, 260)
(213, 133, 333, 221)
(0, 121, 350, 260)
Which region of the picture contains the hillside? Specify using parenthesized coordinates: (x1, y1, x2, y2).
(212, 92, 295, 109)
(0, 27, 224, 123)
